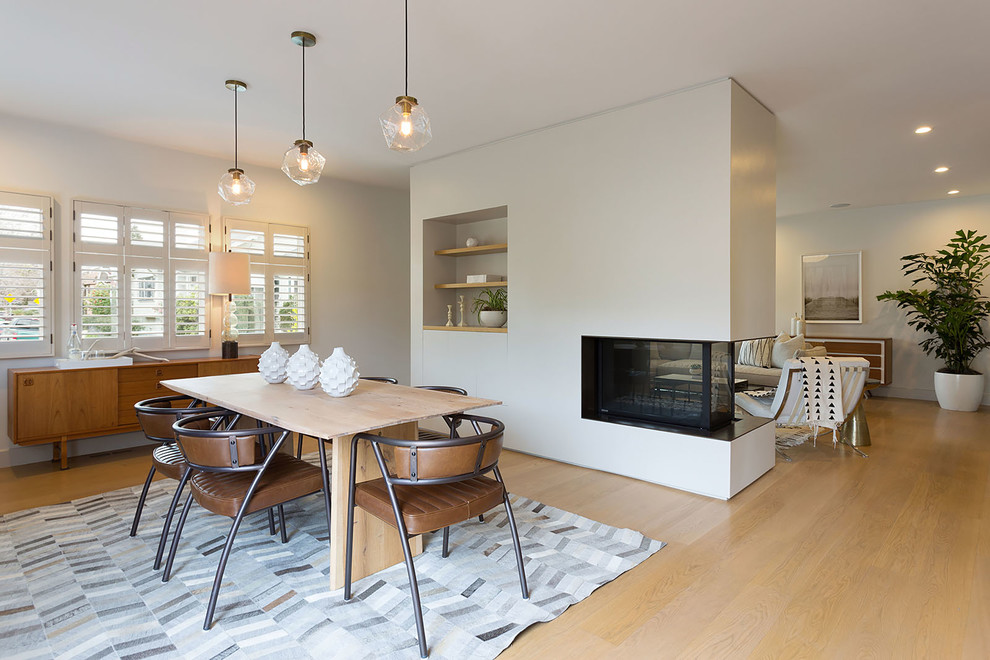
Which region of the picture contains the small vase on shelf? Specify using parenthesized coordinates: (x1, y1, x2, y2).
(320, 347, 360, 397)
(258, 341, 290, 383)
(286, 345, 321, 390)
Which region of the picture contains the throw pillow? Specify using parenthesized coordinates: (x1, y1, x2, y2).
(795, 346, 828, 358)
(737, 337, 774, 368)
(772, 334, 806, 368)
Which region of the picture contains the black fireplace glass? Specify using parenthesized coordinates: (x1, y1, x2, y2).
(581, 336, 735, 432)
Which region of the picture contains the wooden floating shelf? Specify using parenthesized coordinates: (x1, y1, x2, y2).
(434, 243, 507, 257)
(423, 326, 508, 333)
(434, 281, 507, 289)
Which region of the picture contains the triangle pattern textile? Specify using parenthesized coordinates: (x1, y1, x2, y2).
(798, 356, 845, 446)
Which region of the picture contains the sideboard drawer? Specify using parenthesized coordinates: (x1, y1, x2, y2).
(117, 364, 199, 425)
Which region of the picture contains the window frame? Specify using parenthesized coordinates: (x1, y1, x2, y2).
(222, 217, 310, 346)
(0, 190, 54, 359)
(72, 200, 211, 352)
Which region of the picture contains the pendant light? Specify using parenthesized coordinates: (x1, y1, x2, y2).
(283, 31, 325, 185)
(379, 0, 432, 152)
(218, 80, 255, 205)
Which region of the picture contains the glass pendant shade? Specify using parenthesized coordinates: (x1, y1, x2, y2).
(380, 96, 432, 152)
(282, 139, 325, 185)
(218, 168, 255, 205)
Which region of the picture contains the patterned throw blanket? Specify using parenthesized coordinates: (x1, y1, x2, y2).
(798, 356, 845, 445)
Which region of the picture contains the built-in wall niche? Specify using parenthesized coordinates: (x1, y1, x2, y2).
(422, 205, 508, 332)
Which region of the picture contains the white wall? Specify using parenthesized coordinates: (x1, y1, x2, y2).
(0, 111, 410, 467)
(410, 80, 776, 497)
(776, 194, 990, 404)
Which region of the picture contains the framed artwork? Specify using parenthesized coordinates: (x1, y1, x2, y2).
(801, 251, 862, 323)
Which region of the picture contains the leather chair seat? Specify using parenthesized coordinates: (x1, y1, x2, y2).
(152, 443, 187, 481)
(355, 475, 504, 536)
(190, 454, 324, 518)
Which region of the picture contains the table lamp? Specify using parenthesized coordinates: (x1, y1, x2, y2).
(209, 252, 251, 358)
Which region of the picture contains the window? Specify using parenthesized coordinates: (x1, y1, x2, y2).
(0, 190, 53, 358)
(73, 201, 210, 351)
(223, 218, 309, 345)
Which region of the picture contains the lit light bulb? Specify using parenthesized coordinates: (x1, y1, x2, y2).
(231, 177, 242, 195)
(400, 116, 413, 136)
(299, 153, 310, 171)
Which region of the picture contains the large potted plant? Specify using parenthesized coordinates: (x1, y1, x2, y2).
(472, 288, 507, 327)
(877, 229, 990, 411)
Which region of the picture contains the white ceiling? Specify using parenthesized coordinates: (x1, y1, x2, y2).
(2, 1, 988, 217)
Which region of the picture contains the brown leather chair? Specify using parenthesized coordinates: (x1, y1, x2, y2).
(344, 413, 528, 658)
(165, 410, 326, 630)
(132, 395, 226, 570)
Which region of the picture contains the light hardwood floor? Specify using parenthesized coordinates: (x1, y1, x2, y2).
(1, 397, 987, 658)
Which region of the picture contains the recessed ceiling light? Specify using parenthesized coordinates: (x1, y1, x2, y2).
(829, 203, 851, 208)
(934, 166, 949, 173)
(915, 126, 933, 134)
(947, 190, 960, 195)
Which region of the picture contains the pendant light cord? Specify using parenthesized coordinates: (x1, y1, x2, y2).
(233, 86, 239, 170)
(301, 39, 307, 140)
(404, 0, 409, 97)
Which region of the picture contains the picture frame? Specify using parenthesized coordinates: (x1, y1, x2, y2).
(801, 251, 862, 323)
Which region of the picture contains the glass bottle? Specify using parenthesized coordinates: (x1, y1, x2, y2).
(67, 323, 83, 360)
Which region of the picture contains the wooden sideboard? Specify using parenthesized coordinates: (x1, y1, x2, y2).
(7, 356, 259, 468)
(805, 336, 893, 387)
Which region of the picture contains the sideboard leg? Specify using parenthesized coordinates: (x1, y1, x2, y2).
(57, 438, 69, 470)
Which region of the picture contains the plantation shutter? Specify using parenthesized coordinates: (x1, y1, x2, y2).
(0, 191, 53, 358)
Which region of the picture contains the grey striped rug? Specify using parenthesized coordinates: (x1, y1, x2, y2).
(0, 471, 663, 659)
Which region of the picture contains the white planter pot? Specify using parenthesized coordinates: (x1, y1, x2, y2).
(478, 310, 507, 328)
(933, 370, 985, 412)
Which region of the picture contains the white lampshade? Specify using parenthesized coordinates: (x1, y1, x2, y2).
(209, 252, 251, 295)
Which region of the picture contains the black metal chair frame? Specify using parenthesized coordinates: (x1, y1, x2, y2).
(344, 413, 528, 658)
(165, 410, 317, 630)
(131, 395, 227, 570)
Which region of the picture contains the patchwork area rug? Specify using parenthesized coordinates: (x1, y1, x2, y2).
(0, 470, 663, 659)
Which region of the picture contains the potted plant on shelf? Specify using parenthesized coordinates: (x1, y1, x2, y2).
(877, 229, 990, 411)
(472, 288, 508, 328)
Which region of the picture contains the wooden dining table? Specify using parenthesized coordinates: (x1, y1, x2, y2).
(160, 372, 500, 590)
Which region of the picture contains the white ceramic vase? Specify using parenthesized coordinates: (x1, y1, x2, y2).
(258, 341, 290, 383)
(478, 310, 507, 328)
(286, 345, 321, 390)
(933, 370, 985, 412)
(320, 346, 360, 397)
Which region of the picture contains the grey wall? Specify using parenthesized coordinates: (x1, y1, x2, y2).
(776, 194, 990, 404)
(0, 111, 410, 467)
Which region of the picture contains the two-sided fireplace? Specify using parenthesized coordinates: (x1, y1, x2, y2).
(581, 336, 736, 432)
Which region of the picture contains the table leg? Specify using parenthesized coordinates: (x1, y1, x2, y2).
(329, 421, 422, 591)
(839, 400, 872, 447)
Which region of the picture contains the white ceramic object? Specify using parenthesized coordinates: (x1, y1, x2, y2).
(478, 310, 507, 328)
(286, 345, 321, 390)
(933, 371, 985, 411)
(55, 357, 134, 369)
(320, 346, 360, 397)
(258, 341, 290, 383)
(465, 237, 478, 247)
